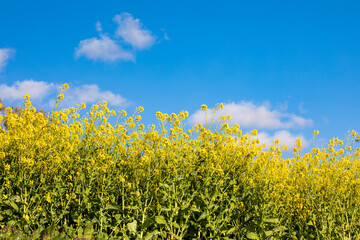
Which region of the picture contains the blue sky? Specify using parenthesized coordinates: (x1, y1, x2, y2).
(0, 0, 359, 150)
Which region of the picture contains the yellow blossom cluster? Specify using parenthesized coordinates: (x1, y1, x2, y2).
(0, 86, 359, 238)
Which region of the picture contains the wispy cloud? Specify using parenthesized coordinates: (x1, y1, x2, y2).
(0, 80, 55, 101)
(161, 28, 170, 41)
(113, 13, 156, 50)
(0, 48, 15, 72)
(75, 35, 134, 62)
(95, 21, 102, 32)
(298, 102, 307, 113)
(75, 13, 157, 63)
(189, 101, 313, 129)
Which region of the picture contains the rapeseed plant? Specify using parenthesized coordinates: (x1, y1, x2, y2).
(0, 84, 359, 239)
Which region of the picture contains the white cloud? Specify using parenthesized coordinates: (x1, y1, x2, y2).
(298, 102, 307, 113)
(161, 28, 170, 41)
(0, 79, 55, 101)
(60, 84, 129, 108)
(76, 13, 156, 63)
(256, 130, 309, 149)
(113, 13, 156, 50)
(95, 21, 102, 32)
(0, 80, 129, 111)
(0, 48, 15, 72)
(189, 101, 313, 129)
(276, 102, 288, 111)
(75, 35, 134, 62)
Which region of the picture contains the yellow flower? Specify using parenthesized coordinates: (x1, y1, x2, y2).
(24, 101, 32, 108)
(92, 104, 99, 111)
(24, 94, 30, 101)
(45, 193, 51, 203)
(62, 83, 69, 90)
(118, 175, 125, 183)
(135, 191, 140, 198)
(314, 130, 319, 136)
(137, 106, 144, 113)
(0, 152, 5, 160)
(58, 93, 64, 100)
(295, 138, 302, 149)
(23, 214, 30, 222)
(71, 193, 76, 199)
(4, 164, 10, 171)
(250, 129, 258, 136)
(201, 104, 208, 111)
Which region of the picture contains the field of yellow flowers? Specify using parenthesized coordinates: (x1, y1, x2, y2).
(0, 84, 360, 239)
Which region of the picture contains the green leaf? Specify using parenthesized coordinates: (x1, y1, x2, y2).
(190, 206, 200, 212)
(266, 225, 287, 237)
(77, 226, 83, 236)
(142, 216, 152, 229)
(155, 216, 166, 225)
(144, 230, 161, 240)
(159, 183, 170, 189)
(246, 232, 259, 239)
(105, 203, 119, 210)
(276, 226, 287, 232)
(127, 220, 137, 234)
(264, 218, 280, 224)
(197, 212, 207, 221)
(227, 227, 236, 235)
(208, 203, 215, 210)
(171, 221, 180, 229)
(10, 195, 21, 202)
(83, 224, 94, 238)
(8, 201, 19, 212)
